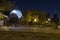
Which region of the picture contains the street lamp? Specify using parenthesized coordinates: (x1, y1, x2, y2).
(34, 19, 37, 22)
(48, 18, 51, 21)
(46, 21, 48, 23)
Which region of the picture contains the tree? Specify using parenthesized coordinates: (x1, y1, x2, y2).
(53, 12, 59, 29)
(46, 13, 50, 20)
(31, 10, 39, 25)
(0, 0, 14, 11)
(38, 11, 47, 25)
(0, 0, 6, 6)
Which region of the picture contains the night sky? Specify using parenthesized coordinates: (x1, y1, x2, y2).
(10, 0, 60, 19)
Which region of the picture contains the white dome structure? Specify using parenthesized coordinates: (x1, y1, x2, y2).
(10, 9, 22, 19)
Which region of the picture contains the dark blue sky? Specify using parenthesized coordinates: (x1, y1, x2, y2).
(11, 0, 60, 18)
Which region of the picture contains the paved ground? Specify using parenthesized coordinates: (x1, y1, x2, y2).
(0, 31, 60, 40)
(0, 27, 60, 34)
(0, 27, 60, 40)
